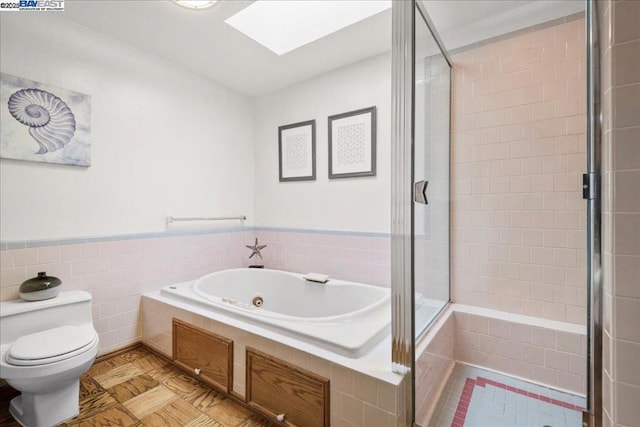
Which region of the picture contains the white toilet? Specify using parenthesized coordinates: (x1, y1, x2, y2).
(0, 290, 99, 427)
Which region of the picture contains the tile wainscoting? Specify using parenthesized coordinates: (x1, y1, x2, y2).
(0, 227, 391, 355)
(254, 227, 391, 288)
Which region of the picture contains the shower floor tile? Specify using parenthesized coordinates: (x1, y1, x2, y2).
(429, 363, 586, 427)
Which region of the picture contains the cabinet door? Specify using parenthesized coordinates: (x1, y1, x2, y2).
(172, 318, 232, 393)
(246, 348, 330, 427)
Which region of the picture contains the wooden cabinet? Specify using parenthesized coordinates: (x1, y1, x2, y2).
(172, 318, 233, 393)
(246, 348, 330, 427)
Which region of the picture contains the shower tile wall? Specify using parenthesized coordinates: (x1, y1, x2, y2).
(598, 1, 640, 425)
(451, 16, 588, 325)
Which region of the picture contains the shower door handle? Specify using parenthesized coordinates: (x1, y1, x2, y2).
(414, 180, 429, 204)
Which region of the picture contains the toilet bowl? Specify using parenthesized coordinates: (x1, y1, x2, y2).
(0, 291, 99, 427)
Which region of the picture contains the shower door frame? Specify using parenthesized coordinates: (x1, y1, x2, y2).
(585, 0, 602, 426)
(391, 1, 452, 425)
(390, 0, 415, 424)
(393, 1, 602, 426)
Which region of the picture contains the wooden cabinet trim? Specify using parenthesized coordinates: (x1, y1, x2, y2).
(245, 347, 330, 427)
(172, 317, 233, 394)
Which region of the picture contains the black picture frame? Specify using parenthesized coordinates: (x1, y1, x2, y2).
(328, 106, 376, 179)
(278, 120, 316, 182)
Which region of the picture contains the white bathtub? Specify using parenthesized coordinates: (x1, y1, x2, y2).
(160, 268, 391, 357)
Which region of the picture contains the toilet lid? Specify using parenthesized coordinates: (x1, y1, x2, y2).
(7, 325, 97, 366)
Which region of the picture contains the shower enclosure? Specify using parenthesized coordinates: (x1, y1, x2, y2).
(391, 0, 601, 426)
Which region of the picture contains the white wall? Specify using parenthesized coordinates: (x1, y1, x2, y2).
(0, 14, 255, 241)
(253, 53, 391, 233)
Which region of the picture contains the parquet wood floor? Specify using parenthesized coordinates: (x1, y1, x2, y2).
(0, 346, 273, 427)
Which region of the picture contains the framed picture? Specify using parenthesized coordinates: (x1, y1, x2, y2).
(278, 119, 316, 182)
(328, 106, 376, 179)
(1, 72, 91, 167)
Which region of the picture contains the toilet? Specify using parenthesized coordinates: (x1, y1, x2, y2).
(0, 290, 99, 427)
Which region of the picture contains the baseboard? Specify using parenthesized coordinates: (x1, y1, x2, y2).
(94, 342, 143, 364)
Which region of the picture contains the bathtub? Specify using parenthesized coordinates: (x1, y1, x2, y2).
(160, 268, 391, 357)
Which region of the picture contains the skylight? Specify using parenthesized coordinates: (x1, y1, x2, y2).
(225, 0, 392, 56)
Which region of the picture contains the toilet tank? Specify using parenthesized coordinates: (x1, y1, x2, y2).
(0, 291, 94, 345)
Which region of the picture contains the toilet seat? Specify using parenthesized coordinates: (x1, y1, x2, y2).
(6, 325, 98, 366)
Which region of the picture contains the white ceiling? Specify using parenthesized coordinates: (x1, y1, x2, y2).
(427, 0, 585, 51)
(58, 0, 584, 98)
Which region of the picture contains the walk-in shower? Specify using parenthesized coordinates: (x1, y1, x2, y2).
(391, 1, 601, 425)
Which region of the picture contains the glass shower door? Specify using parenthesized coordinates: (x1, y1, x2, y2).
(413, 2, 451, 338)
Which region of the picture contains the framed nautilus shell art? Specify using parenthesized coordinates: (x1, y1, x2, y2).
(0, 72, 91, 167)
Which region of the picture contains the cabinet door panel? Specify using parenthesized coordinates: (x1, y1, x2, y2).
(246, 348, 329, 427)
(172, 318, 232, 393)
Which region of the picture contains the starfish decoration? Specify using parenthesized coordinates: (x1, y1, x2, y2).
(246, 238, 267, 259)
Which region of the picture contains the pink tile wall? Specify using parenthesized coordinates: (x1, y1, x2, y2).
(453, 310, 586, 395)
(1, 228, 390, 355)
(255, 229, 391, 287)
(415, 311, 455, 425)
(599, 1, 640, 425)
(0, 230, 253, 355)
(451, 17, 588, 324)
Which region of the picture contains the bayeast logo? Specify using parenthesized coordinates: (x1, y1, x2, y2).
(0, 0, 64, 11)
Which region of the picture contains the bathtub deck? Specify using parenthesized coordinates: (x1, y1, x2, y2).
(0, 345, 272, 427)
